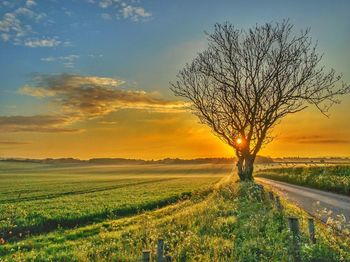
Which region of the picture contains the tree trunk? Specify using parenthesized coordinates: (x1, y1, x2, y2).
(236, 154, 254, 181)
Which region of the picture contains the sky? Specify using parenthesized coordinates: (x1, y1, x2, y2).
(0, 0, 350, 159)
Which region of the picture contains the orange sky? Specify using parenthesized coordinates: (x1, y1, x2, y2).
(1, 93, 350, 160)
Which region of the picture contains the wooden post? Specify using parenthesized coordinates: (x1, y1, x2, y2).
(157, 238, 164, 262)
(288, 217, 301, 262)
(268, 191, 274, 201)
(256, 184, 264, 201)
(142, 250, 150, 262)
(260, 185, 264, 200)
(288, 217, 300, 236)
(275, 196, 282, 211)
(308, 218, 316, 244)
(165, 255, 172, 262)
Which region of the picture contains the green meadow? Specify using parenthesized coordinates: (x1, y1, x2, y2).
(1, 162, 350, 261)
(0, 162, 229, 241)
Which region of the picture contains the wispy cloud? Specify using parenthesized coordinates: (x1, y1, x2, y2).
(0, 115, 81, 133)
(40, 54, 79, 68)
(279, 135, 350, 144)
(0, 140, 31, 145)
(86, 0, 152, 22)
(24, 37, 61, 48)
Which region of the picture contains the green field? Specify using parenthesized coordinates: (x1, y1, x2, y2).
(255, 165, 350, 195)
(1, 162, 350, 261)
(0, 162, 230, 241)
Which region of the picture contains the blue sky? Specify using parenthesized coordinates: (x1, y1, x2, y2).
(1, 0, 350, 158)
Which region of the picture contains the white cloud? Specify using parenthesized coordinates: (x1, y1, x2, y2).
(122, 5, 151, 22)
(25, 37, 61, 47)
(90, 1, 152, 22)
(0, 2, 54, 47)
(26, 0, 36, 7)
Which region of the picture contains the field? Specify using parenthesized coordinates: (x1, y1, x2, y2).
(1, 162, 350, 261)
(255, 165, 350, 195)
(0, 162, 229, 241)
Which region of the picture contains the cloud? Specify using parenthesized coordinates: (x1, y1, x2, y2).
(19, 74, 187, 118)
(0, 3, 52, 46)
(19, 85, 56, 98)
(0, 0, 152, 46)
(280, 135, 350, 144)
(8, 74, 187, 133)
(0, 115, 81, 133)
(24, 37, 61, 47)
(26, 0, 36, 7)
(0, 12, 29, 44)
(40, 54, 79, 68)
(87, 0, 152, 22)
(99, 0, 112, 9)
(0, 141, 31, 145)
(122, 5, 151, 22)
(1, 33, 10, 41)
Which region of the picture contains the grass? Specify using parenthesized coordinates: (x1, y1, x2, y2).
(255, 165, 350, 195)
(0, 162, 229, 241)
(1, 165, 350, 261)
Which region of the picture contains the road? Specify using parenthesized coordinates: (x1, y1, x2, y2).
(256, 178, 350, 229)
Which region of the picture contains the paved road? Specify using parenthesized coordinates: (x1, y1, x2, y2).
(256, 178, 350, 229)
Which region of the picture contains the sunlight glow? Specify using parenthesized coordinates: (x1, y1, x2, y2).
(236, 138, 242, 145)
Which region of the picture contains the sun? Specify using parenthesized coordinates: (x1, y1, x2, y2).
(236, 138, 242, 144)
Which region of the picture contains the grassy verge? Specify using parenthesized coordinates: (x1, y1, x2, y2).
(260, 182, 350, 262)
(1, 176, 349, 261)
(256, 165, 350, 195)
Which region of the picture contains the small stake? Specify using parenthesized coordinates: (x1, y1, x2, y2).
(275, 196, 282, 211)
(308, 218, 316, 244)
(142, 250, 150, 262)
(288, 217, 300, 236)
(257, 184, 264, 201)
(157, 238, 164, 262)
(288, 217, 301, 261)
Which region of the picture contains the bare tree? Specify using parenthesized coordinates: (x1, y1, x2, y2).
(171, 21, 349, 181)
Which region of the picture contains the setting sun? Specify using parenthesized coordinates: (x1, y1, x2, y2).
(236, 138, 242, 145)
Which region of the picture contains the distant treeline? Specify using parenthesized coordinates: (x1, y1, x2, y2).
(0, 156, 274, 165)
(2, 156, 349, 165)
(274, 157, 350, 163)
